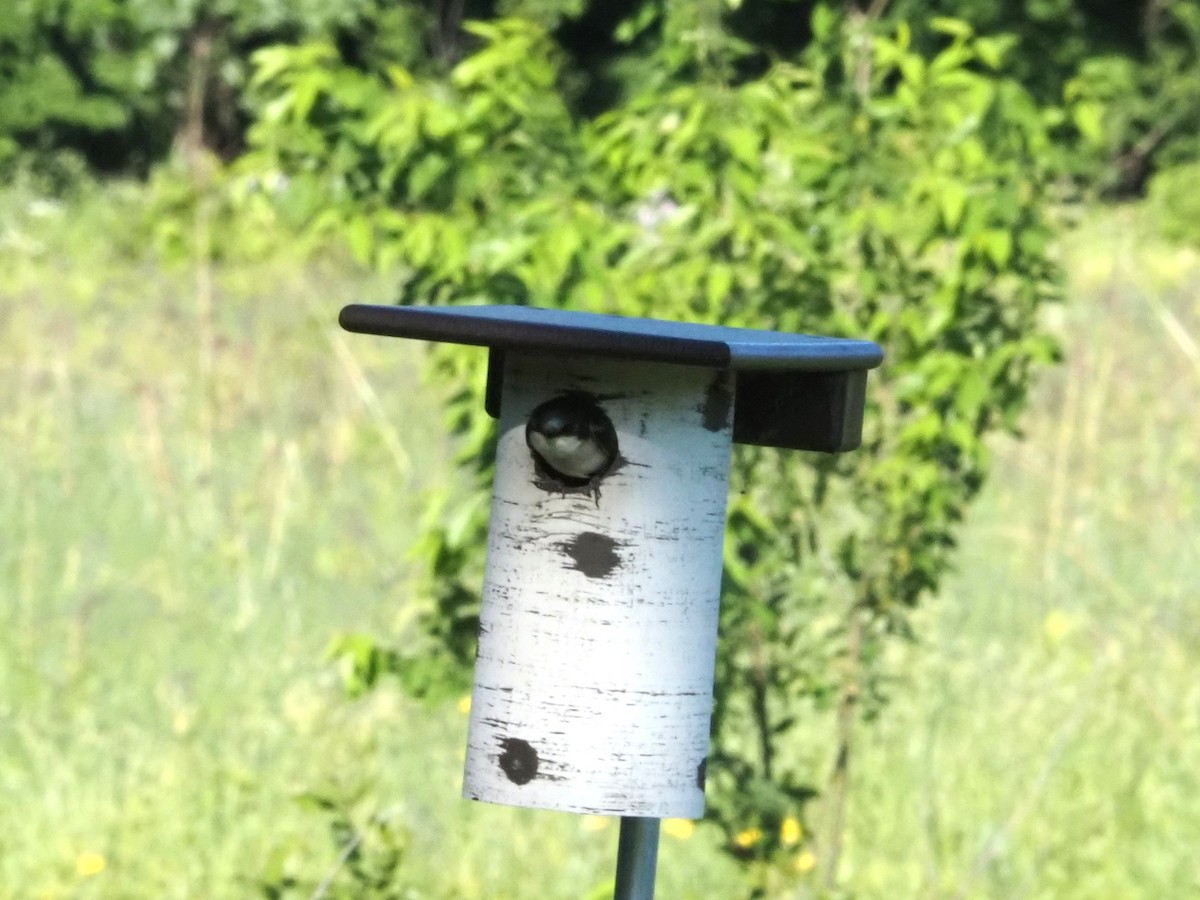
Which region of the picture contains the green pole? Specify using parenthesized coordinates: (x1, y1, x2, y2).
(613, 816, 660, 900)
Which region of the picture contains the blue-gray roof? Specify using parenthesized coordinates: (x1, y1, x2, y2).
(339, 304, 882, 373)
(339, 304, 883, 452)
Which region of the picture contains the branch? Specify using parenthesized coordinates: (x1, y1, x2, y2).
(749, 623, 774, 781)
(821, 603, 864, 890)
(310, 828, 365, 900)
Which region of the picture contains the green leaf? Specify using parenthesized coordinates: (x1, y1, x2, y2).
(974, 35, 1016, 70)
(938, 181, 968, 230)
(929, 17, 973, 40)
(811, 4, 837, 42)
(1070, 101, 1106, 145)
(980, 229, 1013, 267)
(407, 153, 448, 201)
(615, 3, 659, 44)
(726, 126, 761, 168)
(346, 216, 373, 265)
(707, 264, 735, 306)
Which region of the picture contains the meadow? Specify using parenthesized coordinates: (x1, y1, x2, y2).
(1, 183, 1197, 898)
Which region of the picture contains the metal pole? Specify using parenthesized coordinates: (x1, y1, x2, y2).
(613, 816, 660, 900)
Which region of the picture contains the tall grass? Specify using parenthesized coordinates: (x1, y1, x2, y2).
(0, 183, 744, 898)
(1, 185, 1196, 898)
(0, 183, 445, 896)
(841, 210, 1200, 900)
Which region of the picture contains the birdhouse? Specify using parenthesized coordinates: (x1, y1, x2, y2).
(339, 304, 882, 821)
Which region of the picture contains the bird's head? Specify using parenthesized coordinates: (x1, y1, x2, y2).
(524, 392, 619, 486)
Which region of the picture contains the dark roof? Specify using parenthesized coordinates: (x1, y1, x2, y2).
(339, 304, 882, 372)
(339, 304, 883, 452)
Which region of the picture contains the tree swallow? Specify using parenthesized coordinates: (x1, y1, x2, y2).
(525, 393, 619, 491)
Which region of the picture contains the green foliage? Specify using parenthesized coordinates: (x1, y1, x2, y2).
(886, 0, 1200, 195)
(887, 0, 1146, 103)
(0, 0, 140, 158)
(1147, 160, 1200, 249)
(258, 788, 419, 899)
(6, 0, 1200, 193)
(244, 8, 1062, 886)
(0, 0, 417, 168)
(1063, 0, 1200, 194)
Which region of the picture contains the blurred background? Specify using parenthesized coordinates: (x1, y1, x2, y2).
(1, 2, 1197, 898)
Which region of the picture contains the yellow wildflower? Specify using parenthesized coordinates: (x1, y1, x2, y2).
(580, 815, 611, 832)
(456, 694, 471, 714)
(76, 851, 106, 878)
(780, 816, 803, 846)
(1043, 609, 1072, 644)
(793, 849, 817, 873)
(733, 827, 763, 848)
(662, 818, 696, 840)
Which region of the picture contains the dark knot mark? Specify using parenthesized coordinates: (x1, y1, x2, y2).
(560, 531, 622, 579)
(498, 737, 539, 785)
(700, 374, 733, 432)
(696, 757, 707, 790)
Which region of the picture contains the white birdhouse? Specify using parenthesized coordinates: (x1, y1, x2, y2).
(340, 304, 882, 823)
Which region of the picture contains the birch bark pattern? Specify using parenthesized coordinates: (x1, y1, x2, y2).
(462, 352, 735, 818)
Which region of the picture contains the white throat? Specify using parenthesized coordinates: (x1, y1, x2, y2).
(530, 432, 609, 478)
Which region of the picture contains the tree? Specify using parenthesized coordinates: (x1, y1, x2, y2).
(0, 0, 412, 171)
(6, 0, 1197, 195)
(245, 8, 1061, 891)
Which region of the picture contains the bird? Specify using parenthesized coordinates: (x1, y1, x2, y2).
(525, 393, 619, 490)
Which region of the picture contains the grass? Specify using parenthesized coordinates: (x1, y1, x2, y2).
(1, 183, 1197, 898)
(842, 210, 1200, 899)
(0, 182, 743, 899)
